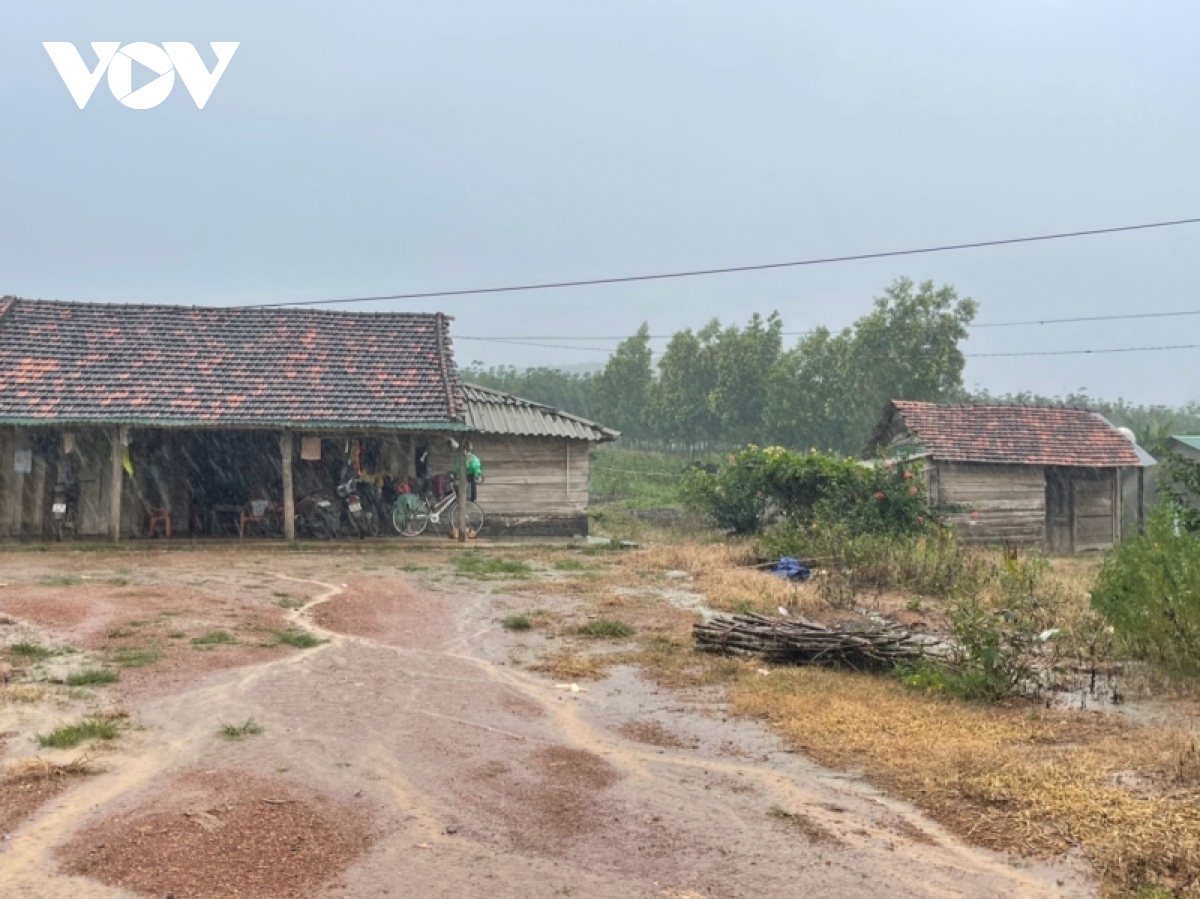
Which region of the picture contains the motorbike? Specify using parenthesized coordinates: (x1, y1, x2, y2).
(336, 468, 369, 539)
(296, 493, 338, 540)
(51, 481, 80, 542)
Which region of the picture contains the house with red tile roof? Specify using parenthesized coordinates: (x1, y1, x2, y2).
(868, 401, 1154, 553)
(0, 298, 614, 541)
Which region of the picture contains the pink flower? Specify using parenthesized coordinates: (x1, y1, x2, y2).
(903, 471, 913, 481)
(970, 510, 979, 520)
(909, 486, 918, 496)
(875, 492, 886, 500)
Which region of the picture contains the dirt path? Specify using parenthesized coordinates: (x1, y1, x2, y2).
(2, 564, 1092, 898)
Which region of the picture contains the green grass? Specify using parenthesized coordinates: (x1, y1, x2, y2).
(589, 446, 700, 510)
(276, 596, 305, 610)
(191, 630, 237, 647)
(7, 641, 54, 660)
(552, 559, 586, 571)
(107, 644, 164, 668)
(36, 717, 119, 748)
(271, 629, 324, 649)
(501, 615, 532, 631)
(577, 618, 635, 639)
(65, 668, 119, 686)
(220, 718, 262, 740)
(452, 553, 533, 579)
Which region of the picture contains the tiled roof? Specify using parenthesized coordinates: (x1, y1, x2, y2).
(463, 383, 618, 441)
(0, 298, 467, 429)
(881, 401, 1144, 467)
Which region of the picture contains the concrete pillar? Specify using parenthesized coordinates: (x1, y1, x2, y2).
(281, 430, 295, 542)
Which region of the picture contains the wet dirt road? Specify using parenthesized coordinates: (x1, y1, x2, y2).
(2, 568, 1092, 898)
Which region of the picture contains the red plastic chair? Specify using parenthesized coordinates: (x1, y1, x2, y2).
(146, 506, 171, 538)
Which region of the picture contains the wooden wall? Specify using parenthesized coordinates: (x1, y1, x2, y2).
(429, 435, 592, 536)
(933, 461, 1046, 546)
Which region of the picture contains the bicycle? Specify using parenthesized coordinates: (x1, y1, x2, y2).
(393, 478, 483, 538)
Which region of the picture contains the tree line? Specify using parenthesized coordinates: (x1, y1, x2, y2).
(463, 276, 1199, 457)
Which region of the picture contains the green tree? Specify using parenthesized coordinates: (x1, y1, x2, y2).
(709, 313, 783, 446)
(594, 324, 653, 439)
(648, 321, 720, 447)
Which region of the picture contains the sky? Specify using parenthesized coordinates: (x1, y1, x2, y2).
(2, 3, 1199, 405)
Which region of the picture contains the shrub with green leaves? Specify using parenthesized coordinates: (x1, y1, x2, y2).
(681, 445, 935, 536)
(1092, 504, 1200, 675)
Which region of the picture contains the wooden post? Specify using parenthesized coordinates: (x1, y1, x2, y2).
(456, 442, 467, 543)
(109, 427, 124, 543)
(281, 430, 295, 542)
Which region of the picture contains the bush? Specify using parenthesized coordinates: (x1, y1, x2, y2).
(1092, 504, 1200, 675)
(681, 445, 935, 537)
(760, 525, 988, 599)
(577, 619, 635, 639)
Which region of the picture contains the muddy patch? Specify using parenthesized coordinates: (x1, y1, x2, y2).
(57, 769, 374, 899)
(313, 577, 457, 648)
(616, 718, 690, 748)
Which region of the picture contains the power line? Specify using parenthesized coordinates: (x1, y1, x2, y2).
(967, 342, 1200, 358)
(252, 216, 1200, 309)
(462, 339, 1200, 359)
(454, 306, 1200, 342)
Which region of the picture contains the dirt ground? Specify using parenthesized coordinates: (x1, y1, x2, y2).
(0, 547, 1093, 898)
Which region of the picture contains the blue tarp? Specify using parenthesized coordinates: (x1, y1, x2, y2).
(769, 557, 812, 582)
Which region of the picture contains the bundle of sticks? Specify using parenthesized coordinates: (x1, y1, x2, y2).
(693, 613, 929, 670)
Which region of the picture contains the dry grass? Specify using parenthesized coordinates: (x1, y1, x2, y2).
(4, 755, 97, 782)
(733, 667, 1200, 896)
(1, 683, 47, 704)
(624, 543, 824, 616)
(529, 648, 633, 681)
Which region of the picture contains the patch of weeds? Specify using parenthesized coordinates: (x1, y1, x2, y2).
(276, 596, 305, 610)
(502, 615, 532, 631)
(191, 630, 237, 647)
(452, 553, 533, 580)
(65, 668, 119, 686)
(107, 644, 164, 668)
(107, 627, 135, 639)
(219, 718, 262, 740)
(36, 575, 83, 587)
(0, 616, 16, 626)
(105, 577, 130, 587)
(552, 559, 586, 572)
(1, 684, 46, 703)
(167, 632, 187, 639)
(577, 619, 635, 639)
(36, 717, 119, 749)
(271, 629, 324, 649)
(7, 641, 54, 660)
(126, 619, 148, 627)
(399, 564, 427, 572)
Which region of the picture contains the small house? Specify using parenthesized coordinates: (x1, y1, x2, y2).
(0, 297, 615, 541)
(868, 401, 1154, 554)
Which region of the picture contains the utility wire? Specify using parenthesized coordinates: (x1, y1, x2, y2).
(462, 338, 1200, 359)
(252, 216, 1200, 309)
(967, 342, 1200, 358)
(455, 307, 1200, 342)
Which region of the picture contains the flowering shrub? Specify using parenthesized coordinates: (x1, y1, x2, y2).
(680, 445, 935, 536)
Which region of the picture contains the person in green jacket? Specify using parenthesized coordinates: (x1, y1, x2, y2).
(466, 451, 482, 502)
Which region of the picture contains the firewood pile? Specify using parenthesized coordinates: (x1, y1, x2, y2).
(693, 613, 932, 670)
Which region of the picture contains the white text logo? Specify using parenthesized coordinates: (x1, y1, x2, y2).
(43, 42, 240, 109)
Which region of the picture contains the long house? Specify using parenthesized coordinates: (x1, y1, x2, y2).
(869, 401, 1153, 553)
(0, 297, 615, 541)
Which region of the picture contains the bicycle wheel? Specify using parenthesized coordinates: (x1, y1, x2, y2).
(447, 501, 484, 537)
(399, 501, 430, 537)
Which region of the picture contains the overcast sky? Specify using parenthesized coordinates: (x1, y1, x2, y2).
(2, 3, 1199, 405)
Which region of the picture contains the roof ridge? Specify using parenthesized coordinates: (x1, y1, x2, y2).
(6, 297, 447, 319)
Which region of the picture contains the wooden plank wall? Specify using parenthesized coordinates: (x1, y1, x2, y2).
(1073, 469, 1117, 552)
(935, 461, 1046, 545)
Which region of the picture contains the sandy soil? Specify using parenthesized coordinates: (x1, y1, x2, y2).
(0, 549, 1094, 898)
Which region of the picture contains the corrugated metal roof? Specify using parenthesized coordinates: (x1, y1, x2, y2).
(462, 384, 619, 441)
(1170, 435, 1200, 452)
